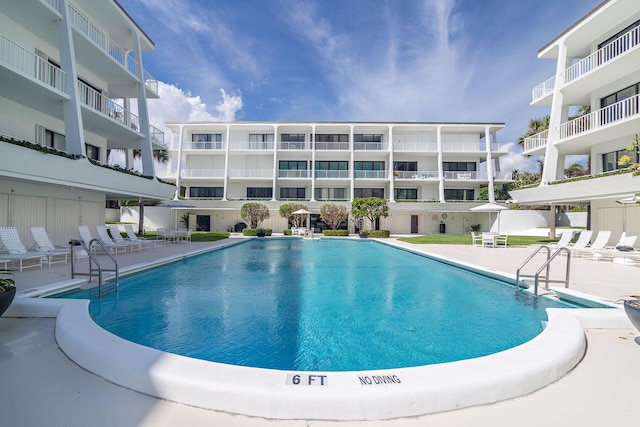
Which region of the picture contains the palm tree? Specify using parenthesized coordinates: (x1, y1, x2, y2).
(518, 116, 550, 148)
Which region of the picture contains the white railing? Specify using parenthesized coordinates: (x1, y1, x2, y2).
(314, 142, 350, 150)
(68, 2, 157, 94)
(183, 141, 224, 150)
(278, 141, 310, 150)
(0, 34, 67, 92)
(441, 143, 486, 152)
(315, 170, 350, 178)
(278, 170, 311, 178)
(531, 76, 556, 103)
(150, 124, 165, 147)
(523, 130, 549, 152)
(443, 171, 478, 180)
(182, 168, 225, 178)
(394, 171, 439, 179)
(393, 142, 438, 152)
(559, 94, 640, 139)
(494, 172, 513, 180)
(78, 81, 140, 131)
(229, 141, 274, 150)
(228, 169, 273, 178)
(41, 0, 59, 12)
(353, 142, 388, 151)
(562, 25, 640, 84)
(354, 170, 387, 179)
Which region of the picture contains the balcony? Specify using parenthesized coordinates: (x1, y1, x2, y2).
(68, 2, 158, 97)
(354, 170, 388, 179)
(182, 142, 225, 150)
(558, 94, 640, 141)
(314, 142, 350, 150)
(443, 171, 479, 180)
(522, 130, 549, 155)
(182, 169, 225, 179)
(278, 141, 310, 150)
(278, 170, 312, 178)
(392, 142, 438, 152)
(228, 169, 273, 179)
(354, 142, 388, 151)
(532, 25, 640, 104)
(315, 170, 349, 179)
(394, 171, 439, 179)
(229, 141, 274, 150)
(78, 81, 140, 131)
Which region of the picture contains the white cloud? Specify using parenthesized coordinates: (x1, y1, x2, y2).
(498, 142, 540, 173)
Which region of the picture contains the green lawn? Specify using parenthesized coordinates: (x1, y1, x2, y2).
(398, 234, 558, 246)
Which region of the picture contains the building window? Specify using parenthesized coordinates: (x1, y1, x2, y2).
(354, 161, 385, 171)
(315, 188, 347, 200)
(354, 188, 384, 198)
(189, 187, 223, 198)
(44, 129, 65, 150)
(314, 134, 349, 150)
(315, 134, 348, 142)
(281, 133, 305, 142)
(247, 187, 273, 199)
(443, 162, 477, 171)
(249, 134, 274, 145)
(279, 160, 308, 178)
(602, 149, 638, 172)
(191, 133, 222, 149)
(393, 161, 418, 172)
(600, 82, 639, 125)
(280, 187, 306, 199)
(444, 189, 474, 201)
(85, 144, 99, 161)
(315, 161, 349, 178)
(394, 188, 417, 200)
(354, 134, 383, 150)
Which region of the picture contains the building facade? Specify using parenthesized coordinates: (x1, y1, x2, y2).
(512, 0, 640, 240)
(0, 0, 174, 246)
(162, 121, 511, 234)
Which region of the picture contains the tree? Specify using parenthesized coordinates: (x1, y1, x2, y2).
(564, 162, 589, 178)
(351, 197, 389, 230)
(240, 202, 270, 228)
(320, 204, 348, 230)
(279, 203, 308, 228)
(518, 115, 550, 148)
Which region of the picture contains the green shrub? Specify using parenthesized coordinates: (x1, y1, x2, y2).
(242, 228, 273, 236)
(283, 229, 292, 236)
(368, 230, 390, 238)
(322, 229, 349, 237)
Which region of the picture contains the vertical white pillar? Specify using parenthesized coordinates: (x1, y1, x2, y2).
(388, 125, 395, 203)
(349, 125, 355, 201)
(174, 124, 184, 199)
(309, 125, 316, 201)
(271, 124, 278, 201)
(485, 126, 496, 204)
(437, 125, 445, 203)
(131, 30, 154, 176)
(222, 124, 230, 201)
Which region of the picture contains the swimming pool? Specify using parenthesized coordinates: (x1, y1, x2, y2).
(47, 238, 588, 420)
(60, 239, 573, 371)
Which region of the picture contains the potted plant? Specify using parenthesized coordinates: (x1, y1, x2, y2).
(623, 299, 640, 332)
(0, 270, 16, 317)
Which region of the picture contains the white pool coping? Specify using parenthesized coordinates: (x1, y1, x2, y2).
(8, 295, 587, 421)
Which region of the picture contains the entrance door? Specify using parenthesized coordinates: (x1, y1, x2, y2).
(196, 215, 211, 231)
(411, 215, 418, 234)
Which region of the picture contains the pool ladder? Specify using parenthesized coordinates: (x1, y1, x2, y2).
(516, 245, 571, 299)
(70, 239, 119, 297)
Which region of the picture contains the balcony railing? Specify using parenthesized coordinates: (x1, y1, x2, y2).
(523, 130, 549, 152)
(42, 0, 59, 12)
(441, 143, 494, 152)
(531, 75, 556, 103)
(314, 142, 350, 150)
(278, 141, 310, 150)
(392, 142, 438, 151)
(443, 171, 478, 180)
(559, 94, 640, 139)
(354, 142, 387, 151)
(150, 124, 165, 147)
(354, 170, 387, 179)
(0, 34, 67, 92)
(494, 172, 513, 180)
(394, 171, 439, 179)
(78, 81, 140, 131)
(68, 2, 158, 94)
(183, 141, 224, 150)
(228, 169, 273, 178)
(315, 170, 349, 178)
(182, 168, 225, 178)
(229, 141, 274, 150)
(278, 170, 312, 178)
(562, 25, 640, 84)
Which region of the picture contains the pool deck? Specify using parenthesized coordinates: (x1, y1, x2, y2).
(1, 236, 639, 426)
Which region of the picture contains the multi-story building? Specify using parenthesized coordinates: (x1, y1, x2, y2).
(162, 121, 510, 234)
(0, 0, 174, 246)
(512, 0, 640, 239)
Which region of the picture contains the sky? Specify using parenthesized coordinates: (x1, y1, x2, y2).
(120, 0, 603, 173)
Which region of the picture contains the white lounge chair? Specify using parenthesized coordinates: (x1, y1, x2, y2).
(549, 230, 573, 249)
(79, 225, 124, 255)
(96, 226, 130, 254)
(0, 227, 47, 271)
(108, 225, 142, 252)
(124, 225, 157, 248)
(564, 230, 593, 256)
(470, 232, 482, 247)
(30, 226, 69, 265)
(495, 234, 508, 248)
(578, 230, 612, 260)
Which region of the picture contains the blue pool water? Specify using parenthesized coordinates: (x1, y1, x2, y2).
(58, 239, 574, 371)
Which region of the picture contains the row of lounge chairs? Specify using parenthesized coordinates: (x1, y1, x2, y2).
(551, 230, 638, 262)
(78, 225, 163, 255)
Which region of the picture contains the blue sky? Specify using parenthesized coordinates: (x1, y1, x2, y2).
(122, 0, 602, 172)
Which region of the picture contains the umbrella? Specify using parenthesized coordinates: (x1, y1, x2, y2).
(292, 208, 312, 229)
(470, 202, 509, 234)
(157, 199, 196, 230)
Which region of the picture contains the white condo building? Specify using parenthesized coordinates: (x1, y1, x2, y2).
(512, 0, 640, 238)
(162, 122, 511, 234)
(0, 0, 174, 246)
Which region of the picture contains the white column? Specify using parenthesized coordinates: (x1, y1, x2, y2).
(309, 125, 316, 201)
(271, 124, 278, 201)
(436, 126, 445, 203)
(349, 125, 355, 201)
(485, 126, 496, 204)
(388, 125, 395, 203)
(57, 0, 85, 157)
(173, 124, 184, 199)
(222, 124, 231, 201)
(131, 31, 154, 176)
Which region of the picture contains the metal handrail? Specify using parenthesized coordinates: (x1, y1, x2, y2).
(516, 245, 571, 299)
(70, 239, 119, 297)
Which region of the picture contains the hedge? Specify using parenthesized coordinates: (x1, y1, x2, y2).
(242, 228, 272, 236)
(367, 230, 390, 238)
(322, 229, 349, 237)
